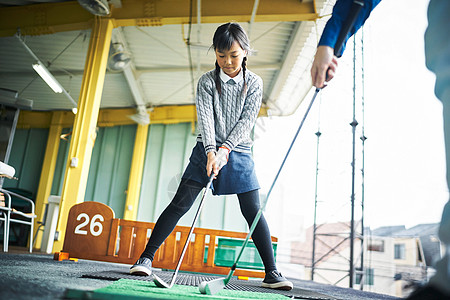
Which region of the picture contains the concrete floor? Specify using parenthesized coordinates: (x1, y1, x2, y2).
(0, 248, 400, 300)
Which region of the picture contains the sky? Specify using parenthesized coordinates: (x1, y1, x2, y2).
(252, 0, 448, 240)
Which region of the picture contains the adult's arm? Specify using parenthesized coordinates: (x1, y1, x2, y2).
(319, 0, 382, 56)
(311, 0, 381, 88)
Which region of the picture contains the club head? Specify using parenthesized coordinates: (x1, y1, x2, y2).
(198, 277, 226, 295)
(153, 274, 172, 288)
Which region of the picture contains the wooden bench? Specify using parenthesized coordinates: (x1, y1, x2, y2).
(57, 201, 276, 278)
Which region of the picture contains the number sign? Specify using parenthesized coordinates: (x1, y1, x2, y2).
(62, 201, 114, 257)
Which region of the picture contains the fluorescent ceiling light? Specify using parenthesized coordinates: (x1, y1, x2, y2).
(16, 33, 77, 107)
(32, 62, 64, 93)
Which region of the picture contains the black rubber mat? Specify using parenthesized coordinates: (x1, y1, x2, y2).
(82, 270, 336, 300)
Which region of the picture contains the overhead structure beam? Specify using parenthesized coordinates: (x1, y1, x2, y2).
(0, 0, 318, 37)
(16, 105, 268, 129)
(0, 1, 93, 36)
(0, 63, 281, 79)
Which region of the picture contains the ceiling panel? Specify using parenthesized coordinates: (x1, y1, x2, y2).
(0, 0, 330, 117)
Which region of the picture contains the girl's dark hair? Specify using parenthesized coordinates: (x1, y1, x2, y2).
(213, 22, 250, 94)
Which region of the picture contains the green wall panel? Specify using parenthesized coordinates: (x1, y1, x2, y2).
(84, 125, 136, 219)
(138, 123, 192, 223)
(50, 125, 136, 219)
(3, 128, 48, 198)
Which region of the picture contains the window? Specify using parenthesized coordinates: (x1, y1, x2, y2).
(367, 240, 384, 252)
(355, 268, 374, 286)
(394, 243, 406, 259)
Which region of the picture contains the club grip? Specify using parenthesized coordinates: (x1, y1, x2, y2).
(334, 0, 364, 56)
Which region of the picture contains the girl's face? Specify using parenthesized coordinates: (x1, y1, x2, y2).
(215, 41, 247, 78)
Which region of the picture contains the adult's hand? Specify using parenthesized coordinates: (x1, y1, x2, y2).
(311, 46, 338, 88)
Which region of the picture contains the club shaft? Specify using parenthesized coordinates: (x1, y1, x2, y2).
(224, 88, 321, 283)
(169, 175, 214, 286)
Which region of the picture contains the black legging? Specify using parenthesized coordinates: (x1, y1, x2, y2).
(140, 178, 277, 273)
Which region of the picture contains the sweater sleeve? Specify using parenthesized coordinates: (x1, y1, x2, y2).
(221, 75, 263, 151)
(318, 0, 381, 57)
(195, 74, 217, 154)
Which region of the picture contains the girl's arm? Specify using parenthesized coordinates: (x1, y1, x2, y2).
(196, 75, 217, 154)
(221, 76, 263, 151)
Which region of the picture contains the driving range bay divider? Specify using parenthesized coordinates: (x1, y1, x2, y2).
(54, 201, 277, 278)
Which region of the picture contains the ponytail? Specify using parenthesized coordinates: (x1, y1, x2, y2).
(215, 61, 222, 94)
(242, 56, 247, 95)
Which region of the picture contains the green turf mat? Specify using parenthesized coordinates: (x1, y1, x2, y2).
(65, 278, 290, 300)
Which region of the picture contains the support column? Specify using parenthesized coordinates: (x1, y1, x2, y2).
(53, 17, 113, 252)
(123, 124, 149, 220)
(33, 111, 65, 249)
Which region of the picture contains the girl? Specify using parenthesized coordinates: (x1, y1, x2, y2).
(130, 22, 293, 291)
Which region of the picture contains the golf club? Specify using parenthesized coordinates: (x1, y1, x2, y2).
(198, 87, 322, 295)
(153, 174, 214, 288)
(199, 0, 364, 295)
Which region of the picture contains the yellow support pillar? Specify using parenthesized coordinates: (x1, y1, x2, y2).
(33, 111, 66, 249)
(123, 124, 149, 220)
(53, 17, 113, 252)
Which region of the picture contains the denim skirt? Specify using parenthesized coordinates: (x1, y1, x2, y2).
(182, 142, 260, 195)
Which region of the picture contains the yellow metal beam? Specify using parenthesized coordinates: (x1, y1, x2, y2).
(17, 106, 197, 128)
(95, 105, 198, 126)
(123, 124, 149, 220)
(17, 104, 267, 129)
(0, 1, 93, 37)
(17, 111, 55, 129)
(53, 17, 114, 252)
(0, 0, 318, 37)
(150, 105, 197, 124)
(113, 0, 317, 27)
(33, 111, 64, 249)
